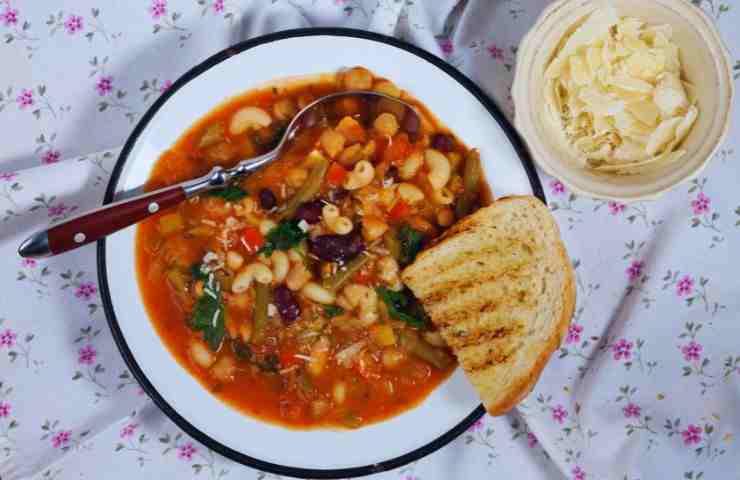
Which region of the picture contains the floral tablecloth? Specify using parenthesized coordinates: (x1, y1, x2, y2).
(0, 1, 738, 479)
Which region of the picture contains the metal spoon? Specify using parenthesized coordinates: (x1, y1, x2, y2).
(18, 91, 421, 258)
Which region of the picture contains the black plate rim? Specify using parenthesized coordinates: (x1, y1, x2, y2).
(97, 27, 545, 479)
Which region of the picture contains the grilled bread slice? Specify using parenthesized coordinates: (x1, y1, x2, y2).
(401, 195, 575, 415)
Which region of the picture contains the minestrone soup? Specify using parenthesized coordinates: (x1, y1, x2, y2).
(136, 67, 489, 429)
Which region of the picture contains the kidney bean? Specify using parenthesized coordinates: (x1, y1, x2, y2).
(431, 133, 454, 152)
(259, 188, 277, 210)
(308, 232, 365, 263)
(273, 285, 301, 324)
(294, 200, 324, 224)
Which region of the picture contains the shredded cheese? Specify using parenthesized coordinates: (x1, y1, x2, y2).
(544, 6, 698, 174)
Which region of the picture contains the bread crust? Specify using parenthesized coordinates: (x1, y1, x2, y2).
(402, 195, 576, 416)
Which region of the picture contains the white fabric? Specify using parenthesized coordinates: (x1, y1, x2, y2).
(0, 1, 738, 479)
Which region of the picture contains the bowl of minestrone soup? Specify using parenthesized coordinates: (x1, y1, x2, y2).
(100, 28, 544, 478)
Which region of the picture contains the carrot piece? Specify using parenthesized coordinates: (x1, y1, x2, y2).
(326, 162, 348, 187)
(388, 200, 410, 222)
(240, 227, 265, 254)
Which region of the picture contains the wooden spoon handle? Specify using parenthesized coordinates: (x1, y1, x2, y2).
(19, 186, 186, 258)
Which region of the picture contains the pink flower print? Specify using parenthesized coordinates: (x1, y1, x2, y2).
(0, 329, 17, 348)
(468, 418, 484, 432)
(75, 281, 98, 300)
(95, 76, 113, 96)
(612, 338, 633, 361)
(691, 192, 711, 215)
(438, 38, 453, 55)
(572, 466, 586, 480)
(64, 14, 83, 34)
(47, 203, 69, 218)
(177, 442, 197, 461)
(622, 403, 641, 418)
(608, 201, 626, 215)
(527, 432, 538, 448)
(0, 172, 17, 181)
(78, 344, 97, 365)
(625, 260, 644, 281)
(149, 0, 167, 19)
(549, 179, 565, 196)
(213, 0, 225, 13)
(120, 423, 138, 439)
(681, 341, 703, 362)
(681, 424, 702, 446)
(676, 275, 694, 297)
(0, 401, 10, 418)
(16, 89, 34, 109)
(487, 44, 504, 60)
(1, 6, 18, 26)
(160, 80, 173, 93)
(51, 430, 72, 449)
(41, 149, 61, 164)
(566, 324, 583, 344)
(21, 258, 36, 268)
(552, 404, 568, 424)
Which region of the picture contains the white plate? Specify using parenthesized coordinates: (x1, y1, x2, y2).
(99, 28, 543, 478)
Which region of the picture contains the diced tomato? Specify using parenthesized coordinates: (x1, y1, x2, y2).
(326, 162, 348, 187)
(279, 345, 300, 369)
(240, 227, 265, 254)
(353, 268, 373, 284)
(383, 133, 411, 164)
(388, 200, 410, 222)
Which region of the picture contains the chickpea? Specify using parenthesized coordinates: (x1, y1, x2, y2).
(342, 66, 373, 90)
(226, 251, 244, 271)
(437, 207, 455, 227)
(362, 215, 389, 242)
(374, 113, 400, 137)
(272, 98, 297, 121)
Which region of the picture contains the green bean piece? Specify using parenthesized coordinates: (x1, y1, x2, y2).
(323, 253, 373, 291)
(398, 329, 454, 369)
(279, 152, 330, 220)
(383, 228, 402, 262)
(252, 283, 270, 344)
(455, 149, 482, 219)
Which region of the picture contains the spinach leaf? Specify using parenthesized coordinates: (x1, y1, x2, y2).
(259, 219, 308, 256)
(397, 225, 425, 266)
(190, 275, 225, 351)
(376, 286, 429, 328)
(208, 184, 248, 202)
(324, 305, 345, 318)
(190, 263, 210, 282)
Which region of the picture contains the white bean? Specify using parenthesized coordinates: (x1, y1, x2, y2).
(301, 282, 336, 304)
(286, 261, 312, 291)
(332, 381, 347, 404)
(232, 262, 274, 293)
(377, 256, 402, 290)
(425, 148, 451, 189)
(211, 356, 236, 381)
(270, 250, 289, 283)
(189, 340, 215, 368)
(343, 161, 375, 190)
